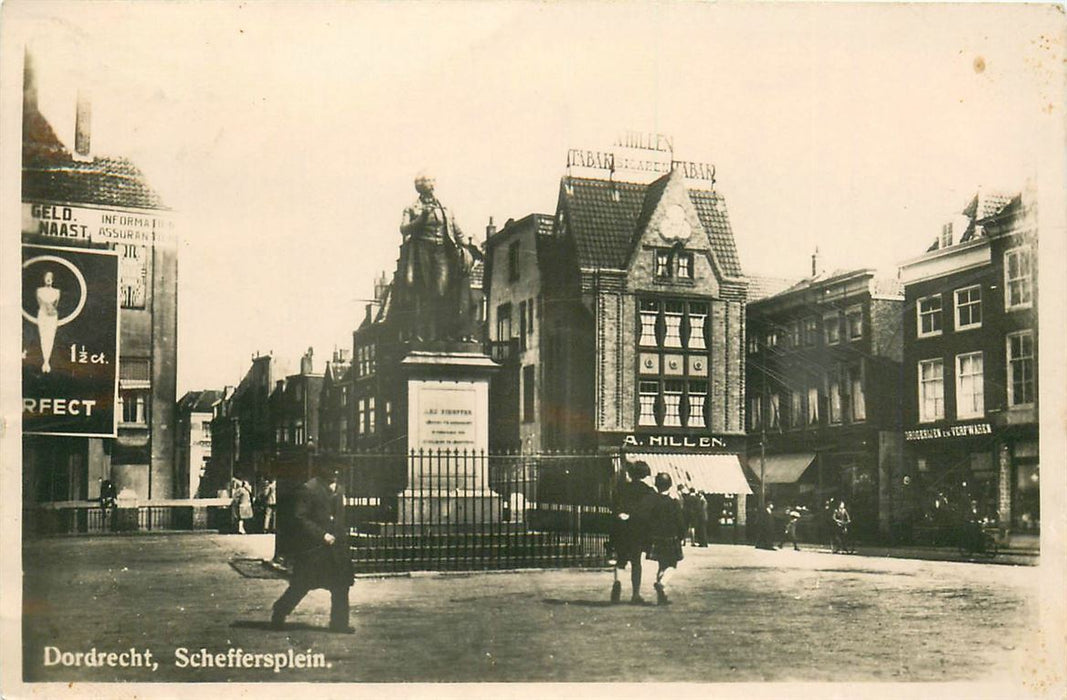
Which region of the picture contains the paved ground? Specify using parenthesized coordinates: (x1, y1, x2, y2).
(19, 533, 1052, 687)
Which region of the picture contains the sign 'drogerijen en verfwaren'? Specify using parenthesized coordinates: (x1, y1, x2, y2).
(22, 244, 120, 437)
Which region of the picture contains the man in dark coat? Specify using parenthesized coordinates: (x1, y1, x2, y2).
(270, 465, 354, 633)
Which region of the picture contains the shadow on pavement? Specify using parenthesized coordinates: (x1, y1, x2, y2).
(231, 620, 327, 632)
(542, 598, 629, 608)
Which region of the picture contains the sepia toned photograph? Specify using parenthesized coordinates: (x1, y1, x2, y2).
(1, 1, 1065, 696)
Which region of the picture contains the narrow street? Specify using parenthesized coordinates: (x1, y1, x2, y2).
(21, 533, 1045, 685)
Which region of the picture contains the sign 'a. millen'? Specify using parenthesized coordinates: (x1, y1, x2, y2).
(22, 244, 120, 437)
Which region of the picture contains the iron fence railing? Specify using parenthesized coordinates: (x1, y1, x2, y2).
(338, 449, 613, 572)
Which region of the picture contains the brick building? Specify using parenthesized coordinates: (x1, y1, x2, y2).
(317, 349, 353, 455)
(269, 348, 324, 475)
(898, 190, 1039, 536)
(175, 390, 223, 498)
(485, 167, 751, 509)
(21, 54, 178, 507)
(745, 264, 905, 540)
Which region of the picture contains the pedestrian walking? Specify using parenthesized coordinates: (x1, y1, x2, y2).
(779, 505, 802, 550)
(693, 491, 709, 547)
(646, 472, 686, 606)
(754, 501, 777, 550)
(271, 464, 354, 633)
(262, 478, 277, 533)
(832, 500, 852, 553)
(231, 479, 253, 534)
(609, 460, 656, 605)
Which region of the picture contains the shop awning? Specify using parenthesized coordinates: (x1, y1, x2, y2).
(628, 453, 752, 495)
(757, 453, 816, 484)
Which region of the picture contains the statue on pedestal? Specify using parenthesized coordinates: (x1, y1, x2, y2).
(397, 173, 476, 343)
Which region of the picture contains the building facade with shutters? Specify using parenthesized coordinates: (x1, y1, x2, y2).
(21, 56, 179, 507)
(898, 190, 1039, 537)
(745, 266, 905, 540)
(484, 167, 752, 512)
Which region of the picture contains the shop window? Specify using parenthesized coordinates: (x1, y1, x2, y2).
(522, 365, 535, 423)
(955, 352, 984, 419)
(824, 312, 841, 345)
(846, 306, 863, 340)
(1005, 247, 1032, 310)
(919, 358, 945, 422)
(955, 285, 982, 331)
(1007, 331, 1034, 406)
(917, 295, 942, 337)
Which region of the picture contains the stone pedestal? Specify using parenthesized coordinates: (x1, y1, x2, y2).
(397, 350, 501, 525)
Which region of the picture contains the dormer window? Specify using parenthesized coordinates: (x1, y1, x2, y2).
(677, 252, 693, 279)
(652, 248, 694, 281)
(654, 250, 671, 278)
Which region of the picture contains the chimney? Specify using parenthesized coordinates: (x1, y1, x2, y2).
(74, 90, 92, 161)
(374, 271, 388, 302)
(300, 347, 314, 374)
(486, 216, 497, 239)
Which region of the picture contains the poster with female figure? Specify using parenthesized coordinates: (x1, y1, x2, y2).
(21, 244, 120, 437)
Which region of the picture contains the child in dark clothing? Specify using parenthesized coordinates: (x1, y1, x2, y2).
(646, 472, 686, 606)
(609, 460, 656, 604)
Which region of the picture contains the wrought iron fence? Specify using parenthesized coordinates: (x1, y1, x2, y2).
(338, 449, 614, 573)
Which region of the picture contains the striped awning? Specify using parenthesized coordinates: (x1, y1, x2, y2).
(627, 453, 752, 495)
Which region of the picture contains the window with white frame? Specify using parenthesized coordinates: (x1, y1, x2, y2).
(294, 422, 305, 445)
(119, 391, 148, 425)
(385, 400, 393, 427)
(846, 306, 863, 340)
(639, 381, 658, 426)
(357, 398, 366, 435)
(663, 302, 684, 348)
(824, 312, 841, 345)
(663, 381, 684, 427)
(848, 365, 866, 421)
(688, 381, 707, 428)
(955, 352, 984, 419)
(1005, 247, 1033, 309)
(1007, 331, 1035, 406)
(791, 390, 804, 428)
(917, 295, 943, 337)
(789, 321, 801, 349)
(367, 396, 376, 434)
(919, 358, 945, 422)
(765, 330, 779, 349)
(803, 317, 819, 346)
(807, 382, 820, 424)
(677, 252, 693, 279)
(749, 395, 762, 431)
(827, 372, 842, 424)
(769, 393, 780, 429)
(955, 286, 982, 331)
(747, 334, 759, 355)
(688, 303, 708, 350)
(639, 299, 659, 347)
(654, 250, 671, 278)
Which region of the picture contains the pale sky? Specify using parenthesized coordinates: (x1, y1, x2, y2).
(6, 1, 1064, 393)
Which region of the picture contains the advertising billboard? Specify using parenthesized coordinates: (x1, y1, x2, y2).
(22, 244, 120, 437)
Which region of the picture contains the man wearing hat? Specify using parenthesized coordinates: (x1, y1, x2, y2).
(270, 464, 354, 633)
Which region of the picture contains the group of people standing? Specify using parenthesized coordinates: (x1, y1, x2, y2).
(229, 477, 277, 535)
(609, 461, 688, 606)
(754, 499, 853, 552)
